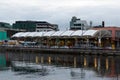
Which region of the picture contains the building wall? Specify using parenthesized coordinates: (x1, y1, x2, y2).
(12, 21, 59, 32)
(36, 24, 58, 32)
(70, 16, 89, 30)
(12, 21, 35, 32)
(0, 31, 7, 40)
(0, 22, 12, 28)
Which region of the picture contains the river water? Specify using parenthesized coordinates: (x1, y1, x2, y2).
(0, 66, 116, 80)
(0, 52, 120, 80)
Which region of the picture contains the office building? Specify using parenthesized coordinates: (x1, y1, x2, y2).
(0, 22, 12, 29)
(12, 21, 59, 32)
(70, 16, 89, 30)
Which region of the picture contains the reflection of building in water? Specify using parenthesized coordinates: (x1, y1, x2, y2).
(109, 57, 116, 77)
(7, 51, 120, 77)
(70, 68, 85, 79)
(94, 56, 120, 77)
(108, 57, 120, 78)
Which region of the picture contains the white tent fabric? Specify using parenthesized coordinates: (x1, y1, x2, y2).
(60, 30, 74, 37)
(71, 30, 85, 37)
(51, 31, 64, 37)
(34, 32, 45, 37)
(83, 30, 98, 36)
(93, 30, 111, 38)
(11, 29, 111, 38)
(12, 32, 25, 37)
(19, 32, 31, 37)
(43, 31, 55, 37)
(27, 32, 38, 37)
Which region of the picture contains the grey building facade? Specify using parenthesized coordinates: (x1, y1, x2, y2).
(70, 16, 89, 30)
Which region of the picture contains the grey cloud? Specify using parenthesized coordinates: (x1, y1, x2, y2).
(0, 0, 120, 30)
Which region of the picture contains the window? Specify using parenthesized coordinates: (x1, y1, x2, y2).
(74, 24, 81, 26)
(116, 30, 120, 37)
(82, 24, 84, 26)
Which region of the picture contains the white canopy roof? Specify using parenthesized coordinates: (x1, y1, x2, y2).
(42, 31, 55, 37)
(60, 30, 74, 37)
(12, 32, 24, 37)
(19, 32, 31, 37)
(27, 32, 38, 37)
(71, 30, 85, 37)
(51, 31, 64, 37)
(83, 30, 98, 37)
(33, 32, 45, 37)
(12, 29, 111, 38)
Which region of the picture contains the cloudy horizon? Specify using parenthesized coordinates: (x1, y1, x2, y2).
(0, 0, 120, 30)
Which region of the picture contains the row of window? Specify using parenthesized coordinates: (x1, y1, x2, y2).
(74, 23, 84, 26)
(36, 29, 53, 32)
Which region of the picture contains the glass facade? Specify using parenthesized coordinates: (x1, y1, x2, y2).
(0, 22, 12, 28)
(13, 21, 59, 32)
(12, 21, 36, 32)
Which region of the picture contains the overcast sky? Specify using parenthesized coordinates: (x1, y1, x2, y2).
(0, 0, 120, 30)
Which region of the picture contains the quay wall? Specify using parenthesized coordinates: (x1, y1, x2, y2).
(0, 46, 120, 70)
(1, 46, 120, 56)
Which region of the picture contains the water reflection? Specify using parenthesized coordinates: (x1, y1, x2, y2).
(70, 68, 85, 79)
(0, 52, 120, 80)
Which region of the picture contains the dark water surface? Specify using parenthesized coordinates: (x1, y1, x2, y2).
(0, 51, 120, 80)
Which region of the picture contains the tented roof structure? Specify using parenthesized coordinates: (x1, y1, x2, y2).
(51, 31, 64, 37)
(83, 30, 98, 37)
(71, 30, 85, 37)
(11, 29, 111, 38)
(27, 32, 38, 37)
(19, 32, 31, 37)
(33, 32, 45, 37)
(42, 31, 55, 37)
(93, 30, 111, 38)
(12, 32, 25, 37)
(60, 30, 74, 37)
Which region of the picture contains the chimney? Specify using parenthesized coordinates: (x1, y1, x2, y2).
(102, 21, 105, 27)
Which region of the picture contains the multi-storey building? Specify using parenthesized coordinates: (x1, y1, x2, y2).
(0, 22, 12, 40)
(0, 30, 7, 40)
(0, 22, 12, 29)
(70, 16, 89, 30)
(12, 21, 59, 32)
(36, 22, 59, 32)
